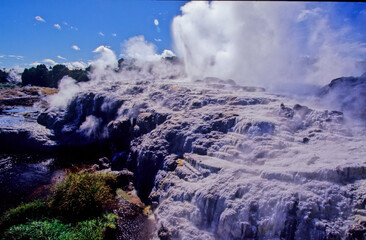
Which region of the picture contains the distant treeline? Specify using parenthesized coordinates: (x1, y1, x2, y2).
(22, 64, 91, 88)
(0, 56, 180, 88)
(0, 64, 90, 88)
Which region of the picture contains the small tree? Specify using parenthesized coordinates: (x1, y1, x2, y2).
(49, 64, 70, 87)
(21, 64, 49, 87)
(0, 69, 9, 83)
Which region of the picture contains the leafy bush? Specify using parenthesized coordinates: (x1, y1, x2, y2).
(49, 172, 116, 220)
(0, 200, 50, 232)
(2, 214, 118, 240)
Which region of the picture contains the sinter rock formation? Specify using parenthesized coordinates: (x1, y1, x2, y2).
(7, 63, 366, 239)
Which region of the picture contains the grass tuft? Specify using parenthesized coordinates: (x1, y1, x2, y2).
(49, 172, 116, 220)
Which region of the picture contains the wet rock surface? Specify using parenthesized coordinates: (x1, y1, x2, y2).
(0, 154, 63, 214)
(0, 87, 58, 154)
(8, 71, 366, 239)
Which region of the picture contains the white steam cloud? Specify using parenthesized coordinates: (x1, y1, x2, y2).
(48, 76, 81, 109)
(7, 68, 22, 83)
(78, 115, 102, 138)
(92, 46, 118, 72)
(172, 2, 366, 91)
(122, 36, 173, 62)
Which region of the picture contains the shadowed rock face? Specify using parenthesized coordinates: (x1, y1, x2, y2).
(320, 73, 366, 121)
(36, 73, 366, 240)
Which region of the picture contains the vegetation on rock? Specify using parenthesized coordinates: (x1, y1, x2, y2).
(2, 214, 117, 240)
(49, 172, 117, 220)
(0, 172, 118, 239)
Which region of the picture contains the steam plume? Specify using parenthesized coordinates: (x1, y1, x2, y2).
(172, 2, 366, 91)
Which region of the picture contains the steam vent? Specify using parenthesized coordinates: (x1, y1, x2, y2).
(1, 1, 366, 240)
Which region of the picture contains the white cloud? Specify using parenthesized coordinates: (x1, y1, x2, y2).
(112, 33, 117, 37)
(72, 45, 80, 51)
(99, 32, 105, 37)
(43, 58, 57, 65)
(8, 55, 24, 60)
(63, 21, 68, 26)
(64, 61, 88, 69)
(154, 38, 162, 42)
(35, 16, 46, 22)
(57, 55, 67, 60)
(154, 19, 159, 26)
(29, 62, 42, 66)
(0, 55, 4, 58)
(54, 24, 61, 30)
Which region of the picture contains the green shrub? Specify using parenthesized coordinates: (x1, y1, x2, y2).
(2, 214, 118, 240)
(0, 200, 50, 232)
(49, 172, 116, 220)
(3, 219, 74, 240)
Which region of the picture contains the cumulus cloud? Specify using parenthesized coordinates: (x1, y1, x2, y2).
(29, 62, 42, 67)
(64, 61, 88, 69)
(154, 19, 159, 26)
(35, 16, 46, 22)
(99, 32, 105, 37)
(8, 55, 24, 60)
(43, 58, 57, 65)
(172, 2, 366, 92)
(57, 55, 67, 60)
(54, 23, 61, 30)
(72, 45, 80, 51)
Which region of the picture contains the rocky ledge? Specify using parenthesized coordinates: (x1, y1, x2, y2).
(28, 70, 366, 240)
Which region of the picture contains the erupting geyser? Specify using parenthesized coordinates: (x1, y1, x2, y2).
(1, 1, 366, 239)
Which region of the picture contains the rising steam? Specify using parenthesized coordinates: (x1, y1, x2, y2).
(172, 2, 366, 91)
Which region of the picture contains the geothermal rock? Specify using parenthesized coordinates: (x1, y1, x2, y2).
(320, 73, 366, 120)
(37, 69, 366, 239)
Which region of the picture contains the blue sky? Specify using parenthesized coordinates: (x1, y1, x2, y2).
(0, 0, 188, 69)
(0, 1, 365, 70)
